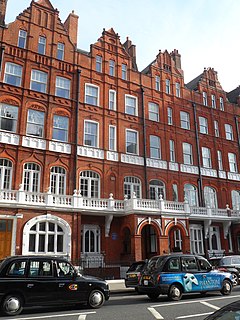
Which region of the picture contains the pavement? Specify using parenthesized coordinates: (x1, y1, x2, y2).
(106, 279, 135, 293)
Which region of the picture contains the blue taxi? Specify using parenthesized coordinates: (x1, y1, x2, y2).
(138, 254, 233, 301)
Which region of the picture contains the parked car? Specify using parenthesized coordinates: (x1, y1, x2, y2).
(125, 260, 147, 291)
(204, 299, 240, 319)
(209, 255, 240, 286)
(0, 255, 110, 316)
(138, 254, 233, 301)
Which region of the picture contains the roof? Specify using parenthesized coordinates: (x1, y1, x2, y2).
(227, 86, 240, 103)
(185, 73, 203, 90)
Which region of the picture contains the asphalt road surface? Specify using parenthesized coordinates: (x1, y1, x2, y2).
(2, 287, 240, 320)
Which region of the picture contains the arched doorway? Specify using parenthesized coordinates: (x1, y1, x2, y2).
(141, 225, 158, 259)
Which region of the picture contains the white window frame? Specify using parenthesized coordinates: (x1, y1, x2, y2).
(228, 152, 237, 173)
(168, 107, 173, 125)
(155, 76, 160, 91)
(125, 94, 138, 116)
(38, 36, 46, 55)
(52, 114, 69, 142)
(109, 59, 115, 76)
(50, 166, 66, 195)
(57, 42, 64, 60)
(169, 139, 175, 162)
(4, 62, 22, 87)
(23, 162, 41, 193)
(217, 150, 223, 171)
(125, 129, 138, 155)
(109, 125, 117, 151)
(30, 69, 47, 93)
(85, 83, 99, 106)
(225, 124, 234, 141)
(175, 82, 180, 97)
(150, 135, 161, 159)
(183, 142, 193, 165)
(0, 103, 18, 133)
(231, 190, 240, 210)
(184, 184, 198, 207)
(149, 179, 165, 200)
(220, 97, 224, 111)
(174, 229, 182, 250)
(109, 90, 116, 110)
(202, 147, 212, 168)
(203, 92, 207, 106)
(148, 102, 159, 122)
(84, 120, 99, 148)
(165, 79, 170, 94)
(214, 120, 219, 137)
(55, 76, 70, 99)
(96, 55, 102, 73)
(211, 94, 216, 108)
(26, 109, 45, 137)
(81, 225, 101, 254)
(204, 186, 218, 208)
(180, 111, 190, 130)
(190, 224, 204, 255)
(0, 159, 13, 190)
(18, 29, 27, 48)
(80, 171, 100, 198)
(122, 63, 127, 80)
(199, 116, 208, 134)
(124, 176, 141, 199)
(209, 226, 221, 251)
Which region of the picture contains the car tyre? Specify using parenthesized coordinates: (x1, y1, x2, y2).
(220, 279, 232, 295)
(88, 289, 105, 309)
(147, 292, 160, 301)
(231, 273, 239, 286)
(1, 294, 23, 316)
(168, 284, 183, 301)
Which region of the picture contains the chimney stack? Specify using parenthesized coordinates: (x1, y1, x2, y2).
(0, 0, 7, 26)
(64, 10, 79, 47)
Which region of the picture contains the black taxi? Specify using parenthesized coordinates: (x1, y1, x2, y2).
(138, 254, 233, 301)
(0, 255, 110, 316)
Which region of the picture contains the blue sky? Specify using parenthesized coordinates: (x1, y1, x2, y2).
(5, 0, 240, 92)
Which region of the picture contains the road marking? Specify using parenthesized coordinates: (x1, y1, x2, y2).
(151, 293, 240, 307)
(200, 301, 220, 310)
(176, 312, 213, 319)
(148, 307, 164, 319)
(78, 315, 86, 320)
(7, 311, 96, 320)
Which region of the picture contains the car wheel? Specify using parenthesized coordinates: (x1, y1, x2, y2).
(88, 289, 105, 309)
(231, 273, 239, 286)
(147, 292, 160, 301)
(220, 279, 232, 295)
(1, 294, 23, 316)
(168, 284, 183, 301)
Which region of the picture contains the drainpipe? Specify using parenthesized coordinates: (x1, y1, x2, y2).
(0, 44, 4, 76)
(140, 85, 148, 198)
(235, 116, 240, 156)
(193, 102, 204, 207)
(74, 69, 81, 191)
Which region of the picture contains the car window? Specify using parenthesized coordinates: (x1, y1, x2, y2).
(128, 262, 145, 272)
(167, 257, 180, 271)
(29, 260, 53, 277)
(56, 261, 75, 277)
(7, 261, 27, 276)
(231, 257, 240, 265)
(181, 257, 198, 272)
(198, 258, 211, 271)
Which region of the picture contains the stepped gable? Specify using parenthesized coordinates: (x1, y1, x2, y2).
(142, 49, 183, 76)
(186, 67, 223, 91)
(35, 0, 55, 10)
(227, 86, 240, 104)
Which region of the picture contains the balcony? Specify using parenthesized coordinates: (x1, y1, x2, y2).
(0, 187, 238, 222)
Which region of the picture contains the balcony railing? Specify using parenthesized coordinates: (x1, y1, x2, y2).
(0, 186, 239, 220)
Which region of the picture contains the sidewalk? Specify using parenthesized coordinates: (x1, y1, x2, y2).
(106, 279, 135, 293)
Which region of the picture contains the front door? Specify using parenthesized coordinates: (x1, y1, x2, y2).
(0, 219, 12, 259)
(141, 225, 157, 260)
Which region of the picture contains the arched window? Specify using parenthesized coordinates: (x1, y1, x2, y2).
(184, 184, 198, 206)
(81, 225, 100, 254)
(80, 171, 100, 198)
(23, 162, 40, 192)
(122, 227, 131, 254)
(204, 186, 218, 208)
(22, 215, 71, 257)
(124, 176, 141, 199)
(149, 179, 165, 199)
(231, 190, 240, 210)
(50, 166, 66, 195)
(0, 159, 13, 190)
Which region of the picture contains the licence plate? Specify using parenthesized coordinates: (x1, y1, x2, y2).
(144, 280, 148, 285)
(128, 274, 136, 278)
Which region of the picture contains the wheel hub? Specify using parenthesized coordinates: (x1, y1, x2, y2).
(173, 287, 180, 297)
(6, 298, 20, 313)
(91, 292, 102, 306)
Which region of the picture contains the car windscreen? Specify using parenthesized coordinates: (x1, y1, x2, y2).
(127, 262, 145, 272)
(221, 256, 240, 266)
(145, 256, 165, 272)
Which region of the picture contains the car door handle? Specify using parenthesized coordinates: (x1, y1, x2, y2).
(27, 283, 34, 288)
(59, 283, 65, 288)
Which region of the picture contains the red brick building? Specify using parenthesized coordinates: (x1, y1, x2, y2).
(0, 0, 240, 276)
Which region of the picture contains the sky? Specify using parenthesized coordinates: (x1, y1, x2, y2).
(4, 0, 240, 92)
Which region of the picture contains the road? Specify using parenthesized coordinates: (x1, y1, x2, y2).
(2, 287, 240, 320)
